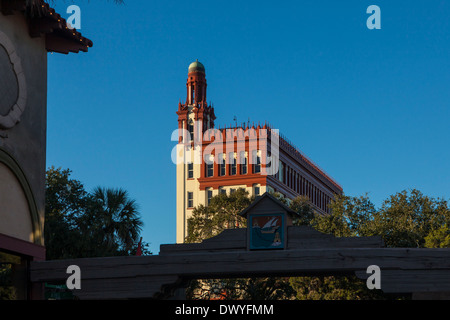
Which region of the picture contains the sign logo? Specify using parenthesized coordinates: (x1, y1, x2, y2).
(249, 213, 285, 250)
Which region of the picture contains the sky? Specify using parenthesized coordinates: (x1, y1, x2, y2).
(46, 0, 450, 254)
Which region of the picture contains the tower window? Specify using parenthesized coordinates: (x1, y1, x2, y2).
(205, 154, 214, 177)
(206, 163, 214, 177)
(229, 153, 236, 175)
(253, 150, 261, 174)
(187, 163, 194, 179)
(219, 153, 226, 176)
(187, 192, 194, 208)
(188, 121, 194, 141)
(240, 151, 247, 175)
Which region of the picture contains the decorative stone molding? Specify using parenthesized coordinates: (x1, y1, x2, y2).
(0, 30, 27, 130)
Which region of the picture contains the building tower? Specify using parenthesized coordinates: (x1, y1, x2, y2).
(175, 60, 343, 243)
(177, 60, 215, 142)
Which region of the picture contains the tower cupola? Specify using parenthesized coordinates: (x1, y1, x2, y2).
(186, 59, 207, 105)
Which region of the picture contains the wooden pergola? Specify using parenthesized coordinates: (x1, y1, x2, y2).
(30, 194, 450, 299)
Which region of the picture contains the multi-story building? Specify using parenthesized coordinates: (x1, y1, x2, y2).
(175, 60, 343, 243)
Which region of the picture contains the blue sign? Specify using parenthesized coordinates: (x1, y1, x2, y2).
(249, 213, 285, 250)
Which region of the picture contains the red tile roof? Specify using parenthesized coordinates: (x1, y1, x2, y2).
(1, 0, 93, 54)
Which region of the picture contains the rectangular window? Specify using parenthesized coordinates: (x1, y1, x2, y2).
(230, 188, 236, 194)
(219, 188, 227, 195)
(187, 192, 193, 208)
(188, 122, 194, 141)
(207, 189, 213, 205)
(254, 186, 260, 196)
(205, 155, 214, 177)
(206, 163, 214, 177)
(253, 150, 261, 174)
(229, 153, 236, 175)
(240, 151, 247, 175)
(279, 161, 284, 183)
(187, 163, 194, 179)
(219, 153, 226, 176)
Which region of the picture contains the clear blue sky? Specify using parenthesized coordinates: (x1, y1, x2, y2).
(46, 0, 450, 254)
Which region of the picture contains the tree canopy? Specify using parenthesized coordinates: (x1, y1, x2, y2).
(44, 166, 150, 260)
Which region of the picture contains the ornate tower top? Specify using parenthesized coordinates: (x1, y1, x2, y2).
(177, 60, 215, 141)
(188, 59, 205, 74)
(186, 59, 207, 106)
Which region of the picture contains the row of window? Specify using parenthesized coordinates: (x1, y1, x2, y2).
(205, 152, 261, 177)
(276, 161, 331, 213)
(187, 186, 261, 208)
(186, 152, 262, 178)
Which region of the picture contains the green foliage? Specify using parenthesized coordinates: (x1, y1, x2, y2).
(311, 189, 450, 248)
(289, 195, 316, 226)
(369, 189, 450, 248)
(85, 186, 144, 254)
(187, 277, 295, 300)
(424, 224, 450, 248)
(45, 166, 149, 260)
(0, 262, 16, 300)
(0, 252, 23, 300)
(289, 275, 386, 300)
(311, 193, 376, 237)
(45, 167, 89, 259)
(185, 188, 251, 243)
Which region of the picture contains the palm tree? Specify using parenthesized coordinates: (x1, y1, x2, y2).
(87, 187, 143, 255)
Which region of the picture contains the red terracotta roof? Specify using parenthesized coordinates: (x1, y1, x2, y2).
(1, 0, 93, 54)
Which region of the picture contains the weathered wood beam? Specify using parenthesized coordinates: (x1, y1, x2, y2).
(355, 269, 450, 293)
(160, 229, 247, 254)
(160, 226, 384, 255)
(28, 224, 448, 299)
(78, 275, 181, 300)
(31, 247, 450, 298)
